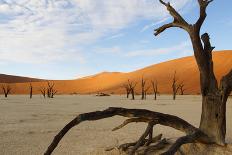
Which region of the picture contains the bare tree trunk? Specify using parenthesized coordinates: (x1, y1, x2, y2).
(189, 31, 225, 144)
(154, 0, 229, 145)
(131, 89, 135, 100)
(29, 83, 33, 99)
(141, 77, 146, 100)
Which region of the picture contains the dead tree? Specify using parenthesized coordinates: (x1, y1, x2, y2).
(1, 84, 11, 98)
(151, 80, 158, 100)
(144, 86, 150, 100)
(179, 82, 186, 95)
(141, 77, 146, 100)
(172, 71, 180, 100)
(44, 1, 232, 155)
(122, 83, 131, 98)
(40, 87, 46, 98)
(47, 81, 57, 98)
(128, 80, 137, 100)
(29, 83, 33, 99)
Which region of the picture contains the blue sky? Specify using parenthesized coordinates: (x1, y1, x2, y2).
(0, 0, 231, 80)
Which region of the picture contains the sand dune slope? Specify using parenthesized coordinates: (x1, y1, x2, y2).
(1, 50, 231, 95)
(0, 74, 44, 83)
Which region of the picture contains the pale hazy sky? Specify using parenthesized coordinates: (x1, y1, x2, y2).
(0, 0, 231, 79)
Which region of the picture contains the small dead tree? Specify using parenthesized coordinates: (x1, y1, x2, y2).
(122, 83, 131, 98)
(179, 82, 186, 95)
(1, 84, 11, 98)
(141, 77, 146, 100)
(144, 86, 150, 100)
(29, 83, 33, 99)
(172, 71, 180, 100)
(47, 81, 57, 98)
(44, 1, 232, 155)
(128, 80, 137, 100)
(151, 80, 158, 100)
(40, 87, 46, 98)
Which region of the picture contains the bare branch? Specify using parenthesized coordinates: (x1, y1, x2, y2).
(154, 23, 174, 36)
(112, 118, 152, 131)
(118, 134, 163, 152)
(142, 138, 169, 154)
(159, 0, 189, 26)
(196, 0, 214, 29)
(155, 0, 190, 36)
(129, 121, 156, 155)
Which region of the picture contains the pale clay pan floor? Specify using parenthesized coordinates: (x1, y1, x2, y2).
(0, 95, 231, 155)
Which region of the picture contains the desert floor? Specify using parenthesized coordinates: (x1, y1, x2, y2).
(0, 95, 231, 155)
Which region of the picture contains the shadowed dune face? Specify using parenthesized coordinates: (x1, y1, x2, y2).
(1, 50, 231, 95)
(0, 74, 44, 83)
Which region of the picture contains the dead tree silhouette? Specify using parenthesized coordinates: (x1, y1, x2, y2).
(128, 80, 137, 100)
(47, 81, 57, 98)
(179, 82, 186, 95)
(29, 83, 33, 99)
(144, 86, 150, 100)
(151, 79, 158, 100)
(141, 77, 146, 100)
(172, 71, 181, 100)
(44, 1, 232, 155)
(122, 82, 131, 98)
(1, 84, 11, 98)
(40, 87, 46, 98)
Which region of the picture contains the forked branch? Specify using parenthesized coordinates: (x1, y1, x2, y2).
(196, 0, 214, 29)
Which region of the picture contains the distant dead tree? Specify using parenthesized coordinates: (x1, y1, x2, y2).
(1, 84, 11, 98)
(141, 77, 146, 100)
(172, 71, 180, 100)
(29, 83, 33, 99)
(40, 87, 46, 98)
(47, 81, 57, 98)
(151, 79, 158, 100)
(122, 83, 131, 98)
(179, 82, 186, 95)
(144, 86, 150, 99)
(128, 80, 137, 100)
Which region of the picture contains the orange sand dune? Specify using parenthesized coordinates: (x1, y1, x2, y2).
(1, 50, 231, 95)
